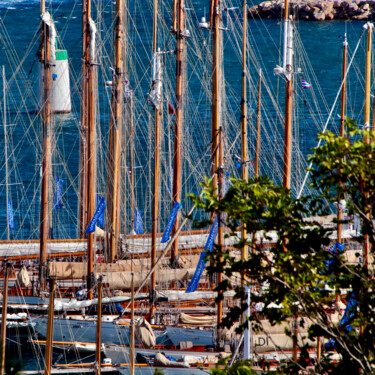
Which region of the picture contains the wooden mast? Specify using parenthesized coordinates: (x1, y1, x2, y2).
(0, 261, 10, 375)
(282, 0, 292, 189)
(130, 272, 135, 375)
(364, 23, 372, 270)
(86, 0, 96, 299)
(211, 0, 224, 338)
(150, 0, 161, 317)
(39, 0, 52, 291)
(95, 277, 103, 375)
(108, 0, 124, 261)
(44, 279, 56, 375)
(130, 93, 135, 232)
(3, 67, 10, 241)
(79, 0, 89, 238)
(170, 0, 185, 266)
(240, 0, 249, 359)
(255, 70, 262, 177)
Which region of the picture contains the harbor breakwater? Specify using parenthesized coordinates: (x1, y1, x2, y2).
(248, 0, 375, 20)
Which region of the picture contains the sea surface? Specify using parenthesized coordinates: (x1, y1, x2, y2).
(0, 0, 371, 241)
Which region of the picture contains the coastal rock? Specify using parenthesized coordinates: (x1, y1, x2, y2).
(248, 0, 375, 20)
(313, 9, 326, 20)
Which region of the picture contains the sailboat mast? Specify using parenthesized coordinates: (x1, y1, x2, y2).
(172, 0, 178, 33)
(150, 0, 161, 317)
(39, 0, 52, 291)
(108, 0, 124, 261)
(2, 67, 9, 241)
(364, 23, 372, 270)
(240, 0, 251, 360)
(337, 34, 347, 245)
(255, 70, 262, 177)
(171, 0, 185, 265)
(95, 277, 103, 375)
(211, 0, 224, 330)
(130, 93, 135, 232)
(86, 0, 97, 299)
(240, 0, 248, 313)
(44, 279, 56, 375)
(0, 261, 10, 375)
(79, 0, 89, 238)
(282, 0, 293, 189)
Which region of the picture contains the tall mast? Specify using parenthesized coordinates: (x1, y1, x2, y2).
(211, 0, 224, 334)
(3, 67, 9, 241)
(86, 0, 97, 299)
(170, 0, 186, 265)
(150, 0, 161, 317)
(95, 277, 103, 375)
(240, 0, 249, 360)
(282, 0, 293, 189)
(130, 93, 135, 232)
(39, 0, 52, 291)
(337, 34, 347, 246)
(255, 70, 262, 177)
(108, 0, 124, 261)
(78, 0, 89, 238)
(44, 279, 56, 375)
(0, 261, 10, 375)
(364, 23, 372, 270)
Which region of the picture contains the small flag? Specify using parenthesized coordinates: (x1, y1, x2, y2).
(134, 207, 144, 235)
(161, 201, 182, 243)
(54, 177, 64, 210)
(85, 197, 106, 233)
(8, 199, 15, 231)
(168, 103, 175, 115)
(301, 78, 312, 89)
(235, 154, 242, 169)
(96, 195, 105, 228)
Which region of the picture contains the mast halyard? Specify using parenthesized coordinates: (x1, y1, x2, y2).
(86, 0, 97, 299)
(255, 70, 262, 178)
(3, 67, 9, 241)
(170, 0, 186, 266)
(337, 34, 347, 247)
(150, 0, 162, 318)
(363, 22, 372, 270)
(39, 0, 52, 292)
(108, 0, 124, 262)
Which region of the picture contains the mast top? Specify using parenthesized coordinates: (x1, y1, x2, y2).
(284, 0, 289, 21)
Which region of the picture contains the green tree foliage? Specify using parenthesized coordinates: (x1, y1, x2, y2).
(189, 120, 375, 374)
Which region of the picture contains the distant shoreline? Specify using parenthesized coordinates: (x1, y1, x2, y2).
(248, 0, 374, 21)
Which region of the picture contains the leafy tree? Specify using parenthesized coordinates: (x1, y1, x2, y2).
(189, 120, 375, 374)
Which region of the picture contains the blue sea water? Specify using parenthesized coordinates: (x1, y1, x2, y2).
(0, 0, 371, 241)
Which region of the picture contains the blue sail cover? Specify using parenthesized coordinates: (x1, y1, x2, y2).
(85, 196, 106, 233)
(7, 199, 15, 230)
(186, 217, 219, 293)
(96, 195, 105, 228)
(161, 201, 182, 243)
(54, 177, 63, 210)
(134, 207, 144, 235)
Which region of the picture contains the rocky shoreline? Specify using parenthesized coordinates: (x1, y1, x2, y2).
(248, 0, 375, 21)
